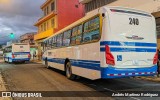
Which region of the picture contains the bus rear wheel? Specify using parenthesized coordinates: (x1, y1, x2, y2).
(65, 62, 76, 80)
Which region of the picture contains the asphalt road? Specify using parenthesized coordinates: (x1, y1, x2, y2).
(0, 60, 160, 100)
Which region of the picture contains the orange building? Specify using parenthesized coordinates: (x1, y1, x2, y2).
(34, 0, 84, 59)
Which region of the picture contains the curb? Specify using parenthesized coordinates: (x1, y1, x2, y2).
(31, 60, 42, 64)
(0, 72, 12, 100)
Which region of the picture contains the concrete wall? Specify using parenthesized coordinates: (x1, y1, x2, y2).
(108, 0, 160, 13)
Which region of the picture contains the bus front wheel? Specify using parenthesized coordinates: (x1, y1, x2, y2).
(65, 62, 76, 80)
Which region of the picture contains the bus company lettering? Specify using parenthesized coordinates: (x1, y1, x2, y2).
(12, 92, 42, 97)
(28, 93, 42, 97)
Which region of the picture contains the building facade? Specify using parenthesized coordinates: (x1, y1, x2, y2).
(79, 0, 160, 14)
(79, 0, 116, 13)
(34, 0, 84, 60)
(152, 11, 160, 49)
(20, 32, 36, 45)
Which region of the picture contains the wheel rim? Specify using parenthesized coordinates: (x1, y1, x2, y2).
(66, 63, 71, 78)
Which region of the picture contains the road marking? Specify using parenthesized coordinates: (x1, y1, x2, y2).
(103, 88, 116, 92)
(89, 84, 97, 86)
(130, 97, 141, 100)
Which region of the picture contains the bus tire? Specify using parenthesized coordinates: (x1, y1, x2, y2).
(45, 59, 49, 69)
(65, 62, 76, 80)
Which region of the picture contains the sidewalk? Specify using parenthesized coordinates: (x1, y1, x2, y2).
(0, 72, 11, 100)
(30, 59, 42, 64)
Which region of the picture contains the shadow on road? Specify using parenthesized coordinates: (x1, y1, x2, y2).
(47, 67, 159, 92)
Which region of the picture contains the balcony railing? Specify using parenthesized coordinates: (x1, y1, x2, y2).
(79, 0, 92, 4)
(34, 11, 57, 26)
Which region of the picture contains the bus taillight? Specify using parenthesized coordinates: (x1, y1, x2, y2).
(105, 45, 115, 66)
(12, 54, 15, 58)
(28, 54, 31, 58)
(153, 51, 158, 65)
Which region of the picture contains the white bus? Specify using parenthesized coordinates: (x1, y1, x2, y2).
(42, 6, 157, 80)
(4, 43, 31, 63)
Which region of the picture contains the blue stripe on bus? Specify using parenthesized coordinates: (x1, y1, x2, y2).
(45, 57, 157, 78)
(100, 41, 157, 47)
(12, 58, 30, 61)
(100, 47, 156, 52)
(13, 52, 30, 55)
(70, 59, 100, 63)
(46, 58, 101, 71)
(101, 65, 157, 78)
(4, 57, 30, 61)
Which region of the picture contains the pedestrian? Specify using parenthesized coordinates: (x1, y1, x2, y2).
(33, 51, 36, 60)
(157, 49, 160, 77)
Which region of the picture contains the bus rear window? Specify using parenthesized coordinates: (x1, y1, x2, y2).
(110, 9, 151, 17)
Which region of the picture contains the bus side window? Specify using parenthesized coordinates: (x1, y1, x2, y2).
(46, 40, 49, 50)
(84, 22, 89, 33)
(63, 30, 71, 46)
(82, 16, 100, 43)
(56, 33, 63, 47)
(76, 25, 83, 44)
(52, 36, 57, 48)
(71, 25, 82, 45)
(45, 41, 47, 51)
(71, 27, 77, 45)
(49, 38, 53, 49)
(43, 41, 46, 51)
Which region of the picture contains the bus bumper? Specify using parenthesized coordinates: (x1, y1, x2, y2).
(101, 65, 157, 79)
(12, 58, 30, 62)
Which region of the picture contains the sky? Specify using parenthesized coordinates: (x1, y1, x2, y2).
(0, 0, 46, 44)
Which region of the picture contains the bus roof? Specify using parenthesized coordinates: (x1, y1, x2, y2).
(44, 6, 152, 42)
(13, 43, 29, 45)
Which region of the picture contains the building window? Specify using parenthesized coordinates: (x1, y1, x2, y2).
(51, 19, 55, 28)
(44, 23, 46, 31)
(51, 2, 55, 11)
(85, 0, 116, 13)
(41, 25, 43, 32)
(47, 6, 49, 15)
(47, 21, 49, 30)
(44, 8, 47, 16)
